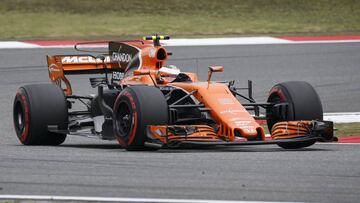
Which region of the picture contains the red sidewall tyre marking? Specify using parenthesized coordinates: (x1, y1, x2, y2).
(269, 87, 287, 102)
(114, 90, 138, 148)
(15, 91, 30, 143)
(124, 91, 138, 146)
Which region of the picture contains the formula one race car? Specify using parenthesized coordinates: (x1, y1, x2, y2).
(13, 35, 335, 150)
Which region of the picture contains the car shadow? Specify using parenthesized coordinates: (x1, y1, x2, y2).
(58, 144, 122, 150)
(56, 143, 332, 153)
(157, 146, 331, 153)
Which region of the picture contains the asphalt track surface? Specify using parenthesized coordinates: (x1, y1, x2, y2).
(0, 43, 360, 202)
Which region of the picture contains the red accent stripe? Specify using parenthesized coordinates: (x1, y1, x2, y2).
(337, 136, 360, 143)
(277, 35, 360, 41)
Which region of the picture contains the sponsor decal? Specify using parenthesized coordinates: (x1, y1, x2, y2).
(112, 71, 124, 81)
(234, 121, 252, 126)
(220, 109, 246, 115)
(111, 46, 132, 63)
(158, 86, 175, 91)
(241, 126, 257, 133)
(112, 52, 132, 63)
(229, 117, 244, 122)
(48, 64, 60, 73)
(149, 48, 156, 58)
(218, 98, 235, 105)
(109, 42, 141, 70)
(61, 56, 110, 64)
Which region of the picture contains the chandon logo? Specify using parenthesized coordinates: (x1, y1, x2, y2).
(111, 45, 133, 63)
(111, 52, 132, 63)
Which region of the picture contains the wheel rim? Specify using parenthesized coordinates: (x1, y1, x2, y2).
(14, 102, 25, 133)
(115, 101, 133, 137)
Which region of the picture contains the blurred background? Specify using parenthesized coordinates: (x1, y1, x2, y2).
(0, 0, 359, 40)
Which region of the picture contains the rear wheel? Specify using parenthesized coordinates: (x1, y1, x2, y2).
(113, 86, 168, 150)
(266, 81, 323, 149)
(13, 84, 68, 145)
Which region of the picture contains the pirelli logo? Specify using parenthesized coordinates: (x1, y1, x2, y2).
(61, 56, 110, 64)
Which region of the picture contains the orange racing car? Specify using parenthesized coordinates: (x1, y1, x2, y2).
(13, 35, 335, 150)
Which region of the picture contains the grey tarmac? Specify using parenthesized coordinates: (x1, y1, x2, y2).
(0, 43, 359, 202)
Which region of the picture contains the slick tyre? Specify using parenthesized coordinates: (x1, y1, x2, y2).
(267, 81, 323, 149)
(13, 84, 68, 145)
(113, 86, 168, 150)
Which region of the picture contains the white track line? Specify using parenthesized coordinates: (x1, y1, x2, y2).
(258, 112, 360, 124)
(324, 112, 360, 123)
(163, 38, 360, 46)
(1, 37, 360, 49)
(0, 195, 297, 203)
(0, 41, 41, 49)
(162, 37, 289, 46)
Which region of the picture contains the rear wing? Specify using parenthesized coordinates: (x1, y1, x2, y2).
(47, 54, 113, 74)
(46, 40, 147, 95)
(47, 54, 118, 95)
(46, 39, 165, 95)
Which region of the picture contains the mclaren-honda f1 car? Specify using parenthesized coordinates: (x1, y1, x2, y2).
(13, 35, 335, 150)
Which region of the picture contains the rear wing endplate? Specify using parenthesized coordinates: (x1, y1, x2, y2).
(46, 54, 119, 95)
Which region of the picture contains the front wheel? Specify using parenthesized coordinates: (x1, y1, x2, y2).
(266, 81, 323, 149)
(113, 86, 168, 150)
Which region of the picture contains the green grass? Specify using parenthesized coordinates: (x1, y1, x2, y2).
(0, 0, 359, 40)
(335, 123, 360, 137)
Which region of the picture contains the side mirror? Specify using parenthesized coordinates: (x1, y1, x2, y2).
(209, 66, 223, 73)
(133, 69, 151, 76)
(207, 66, 224, 88)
